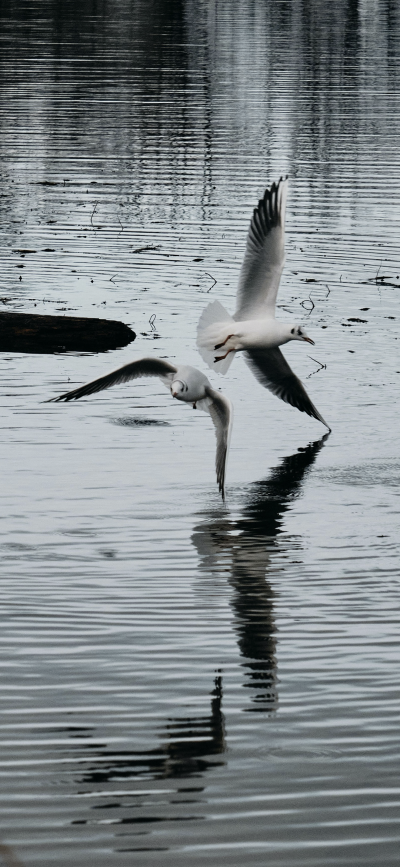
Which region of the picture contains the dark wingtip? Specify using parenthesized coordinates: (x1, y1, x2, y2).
(217, 473, 226, 501)
(254, 177, 289, 232)
(317, 412, 331, 432)
(44, 393, 79, 403)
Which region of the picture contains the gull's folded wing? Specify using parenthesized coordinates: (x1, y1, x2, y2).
(47, 358, 178, 402)
(199, 388, 233, 499)
(234, 177, 288, 321)
(245, 347, 330, 430)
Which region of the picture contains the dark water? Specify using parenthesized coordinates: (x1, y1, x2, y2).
(1, 1, 400, 864)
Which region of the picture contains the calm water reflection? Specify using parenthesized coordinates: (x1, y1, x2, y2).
(1, 0, 400, 865)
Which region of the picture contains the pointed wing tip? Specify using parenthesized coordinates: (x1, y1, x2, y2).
(310, 409, 331, 431)
(253, 176, 289, 233)
(311, 406, 330, 431)
(46, 392, 81, 403)
(265, 174, 289, 193)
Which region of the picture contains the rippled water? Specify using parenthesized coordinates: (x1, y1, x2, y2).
(1, 1, 400, 864)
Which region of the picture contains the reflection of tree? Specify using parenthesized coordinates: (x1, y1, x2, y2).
(77, 675, 225, 785)
(0, 0, 192, 227)
(1, 0, 399, 231)
(192, 436, 328, 712)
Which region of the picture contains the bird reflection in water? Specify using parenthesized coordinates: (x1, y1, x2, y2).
(192, 435, 329, 712)
(77, 675, 225, 786)
(71, 438, 326, 823)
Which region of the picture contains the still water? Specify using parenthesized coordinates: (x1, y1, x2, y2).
(1, 0, 400, 864)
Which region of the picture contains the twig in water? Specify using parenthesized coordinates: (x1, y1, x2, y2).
(366, 274, 399, 288)
(27, 298, 67, 304)
(110, 275, 118, 284)
(375, 261, 382, 283)
(149, 313, 157, 331)
(90, 201, 99, 228)
(301, 284, 330, 315)
(132, 244, 161, 254)
(307, 356, 327, 378)
(204, 272, 217, 292)
(301, 297, 314, 313)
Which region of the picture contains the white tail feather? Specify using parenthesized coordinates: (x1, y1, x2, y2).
(197, 300, 236, 375)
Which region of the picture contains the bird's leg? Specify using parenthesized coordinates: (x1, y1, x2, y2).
(214, 348, 234, 362)
(193, 402, 197, 409)
(214, 334, 234, 350)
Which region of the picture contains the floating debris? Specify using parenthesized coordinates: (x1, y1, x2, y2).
(0, 312, 136, 354)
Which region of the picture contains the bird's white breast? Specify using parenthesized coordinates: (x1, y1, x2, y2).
(236, 318, 290, 350)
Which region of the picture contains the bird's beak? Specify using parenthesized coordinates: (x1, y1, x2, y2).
(303, 336, 315, 345)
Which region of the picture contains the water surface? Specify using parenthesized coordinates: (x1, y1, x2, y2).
(1, 1, 400, 864)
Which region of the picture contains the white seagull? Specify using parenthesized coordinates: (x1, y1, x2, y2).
(197, 177, 330, 430)
(47, 357, 233, 499)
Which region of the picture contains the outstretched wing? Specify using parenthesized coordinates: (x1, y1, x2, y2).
(245, 347, 330, 430)
(198, 388, 233, 500)
(47, 357, 178, 402)
(235, 177, 288, 321)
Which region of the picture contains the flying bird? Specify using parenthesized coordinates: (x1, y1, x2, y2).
(197, 177, 330, 430)
(47, 357, 233, 499)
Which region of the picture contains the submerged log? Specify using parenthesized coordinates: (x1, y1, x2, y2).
(0, 312, 136, 353)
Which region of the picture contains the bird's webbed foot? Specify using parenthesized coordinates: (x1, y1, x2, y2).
(214, 348, 233, 362)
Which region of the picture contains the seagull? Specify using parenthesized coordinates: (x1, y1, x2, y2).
(47, 357, 233, 499)
(197, 177, 330, 431)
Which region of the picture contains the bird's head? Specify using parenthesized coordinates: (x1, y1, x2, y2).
(171, 379, 187, 400)
(289, 325, 315, 345)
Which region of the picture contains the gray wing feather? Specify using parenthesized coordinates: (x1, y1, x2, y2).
(47, 357, 178, 402)
(204, 387, 233, 499)
(245, 348, 330, 430)
(235, 177, 288, 320)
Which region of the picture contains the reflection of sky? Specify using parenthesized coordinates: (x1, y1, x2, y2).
(192, 435, 328, 712)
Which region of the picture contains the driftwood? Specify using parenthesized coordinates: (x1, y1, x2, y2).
(0, 312, 136, 353)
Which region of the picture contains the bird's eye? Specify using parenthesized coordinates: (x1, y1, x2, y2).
(291, 327, 295, 335)
(298, 329, 302, 335)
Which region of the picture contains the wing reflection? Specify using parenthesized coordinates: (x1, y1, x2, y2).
(78, 675, 225, 784)
(192, 435, 329, 712)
